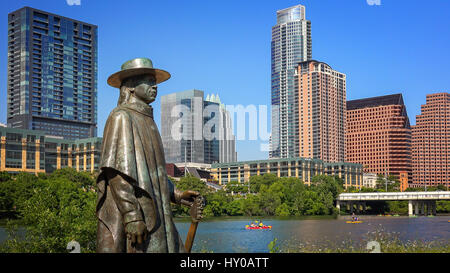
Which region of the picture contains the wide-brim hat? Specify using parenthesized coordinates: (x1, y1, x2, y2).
(107, 57, 171, 88)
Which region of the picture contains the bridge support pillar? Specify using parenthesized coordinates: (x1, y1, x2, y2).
(420, 202, 425, 215)
(356, 202, 360, 214)
(414, 201, 419, 215)
(408, 200, 413, 216)
(426, 201, 435, 216)
(336, 200, 341, 214)
(350, 202, 354, 214)
(363, 202, 367, 213)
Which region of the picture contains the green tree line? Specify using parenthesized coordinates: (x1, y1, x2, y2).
(173, 173, 343, 217)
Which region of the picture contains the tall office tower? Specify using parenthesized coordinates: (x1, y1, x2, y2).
(7, 7, 97, 139)
(346, 94, 412, 187)
(412, 93, 450, 189)
(160, 90, 237, 165)
(270, 4, 312, 158)
(205, 94, 237, 164)
(297, 60, 346, 163)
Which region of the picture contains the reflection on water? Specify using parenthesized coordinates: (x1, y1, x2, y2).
(0, 219, 27, 245)
(174, 216, 450, 253)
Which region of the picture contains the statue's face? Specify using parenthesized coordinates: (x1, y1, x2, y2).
(133, 74, 157, 104)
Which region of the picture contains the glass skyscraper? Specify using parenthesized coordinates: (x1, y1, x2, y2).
(160, 90, 237, 164)
(270, 4, 311, 158)
(7, 7, 97, 140)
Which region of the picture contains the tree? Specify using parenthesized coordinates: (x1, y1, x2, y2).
(0, 172, 11, 182)
(225, 181, 248, 195)
(0, 172, 97, 253)
(0, 172, 44, 213)
(174, 175, 209, 196)
(310, 175, 343, 200)
(375, 174, 400, 192)
(275, 203, 290, 216)
(249, 173, 278, 193)
(48, 168, 96, 188)
(241, 194, 262, 216)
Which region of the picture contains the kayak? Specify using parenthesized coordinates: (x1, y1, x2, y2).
(346, 221, 363, 224)
(246, 226, 272, 230)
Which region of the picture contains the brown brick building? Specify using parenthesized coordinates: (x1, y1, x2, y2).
(412, 93, 450, 189)
(297, 60, 346, 163)
(346, 94, 412, 189)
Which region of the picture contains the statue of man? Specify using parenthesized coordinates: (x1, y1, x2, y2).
(96, 58, 201, 253)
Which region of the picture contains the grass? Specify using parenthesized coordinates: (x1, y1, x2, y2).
(273, 227, 450, 253)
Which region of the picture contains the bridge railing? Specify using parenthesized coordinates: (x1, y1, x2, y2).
(337, 191, 450, 201)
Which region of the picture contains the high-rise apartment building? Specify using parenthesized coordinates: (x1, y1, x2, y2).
(270, 4, 312, 158)
(412, 93, 450, 189)
(160, 90, 237, 165)
(346, 94, 412, 187)
(297, 60, 346, 163)
(7, 7, 97, 139)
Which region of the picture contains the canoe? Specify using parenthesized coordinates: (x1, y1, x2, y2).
(346, 221, 363, 224)
(245, 226, 272, 230)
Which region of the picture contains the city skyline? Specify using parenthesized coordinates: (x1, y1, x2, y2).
(1, 0, 450, 161)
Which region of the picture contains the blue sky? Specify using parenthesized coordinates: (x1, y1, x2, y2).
(1, 0, 450, 161)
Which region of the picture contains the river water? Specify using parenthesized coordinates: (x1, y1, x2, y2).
(1, 216, 449, 252)
(174, 215, 450, 253)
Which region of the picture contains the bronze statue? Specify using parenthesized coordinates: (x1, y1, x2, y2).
(96, 58, 202, 253)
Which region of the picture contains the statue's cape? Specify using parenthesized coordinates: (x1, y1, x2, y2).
(96, 102, 185, 253)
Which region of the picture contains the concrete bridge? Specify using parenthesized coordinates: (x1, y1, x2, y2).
(337, 191, 450, 216)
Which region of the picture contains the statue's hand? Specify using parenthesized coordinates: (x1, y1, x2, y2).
(189, 195, 205, 222)
(179, 190, 200, 206)
(125, 221, 147, 245)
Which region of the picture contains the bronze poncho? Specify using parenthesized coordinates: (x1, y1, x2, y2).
(96, 101, 185, 253)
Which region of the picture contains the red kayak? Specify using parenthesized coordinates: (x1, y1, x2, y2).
(245, 226, 272, 230)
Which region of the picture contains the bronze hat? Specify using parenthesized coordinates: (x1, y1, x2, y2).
(107, 57, 171, 88)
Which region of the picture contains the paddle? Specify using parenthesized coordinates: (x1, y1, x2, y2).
(183, 196, 205, 253)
